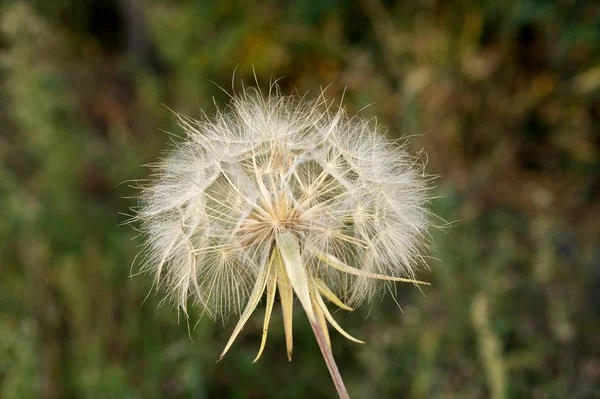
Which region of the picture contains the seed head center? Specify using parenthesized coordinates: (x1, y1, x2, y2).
(238, 194, 306, 247)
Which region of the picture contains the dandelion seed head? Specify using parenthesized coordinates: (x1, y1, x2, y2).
(136, 84, 431, 322)
(133, 82, 436, 397)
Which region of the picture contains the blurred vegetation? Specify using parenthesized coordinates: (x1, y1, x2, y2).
(1, 0, 599, 398)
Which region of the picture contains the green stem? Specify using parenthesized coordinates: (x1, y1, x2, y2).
(277, 232, 350, 399)
(310, 318, 350, 399)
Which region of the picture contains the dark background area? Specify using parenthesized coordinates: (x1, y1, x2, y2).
(1, 0, 599, 398)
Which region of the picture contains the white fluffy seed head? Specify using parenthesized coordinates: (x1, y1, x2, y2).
(136, 85, 431, 320)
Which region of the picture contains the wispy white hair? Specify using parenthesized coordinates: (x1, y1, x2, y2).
(135, 84, 431, 321)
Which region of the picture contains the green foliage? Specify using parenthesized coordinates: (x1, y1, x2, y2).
(1, 0, 598, 397)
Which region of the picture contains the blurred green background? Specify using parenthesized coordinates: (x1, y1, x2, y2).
(1, 0, 599, 398)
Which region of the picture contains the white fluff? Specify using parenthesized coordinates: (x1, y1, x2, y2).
(135, 85, 431, 321)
